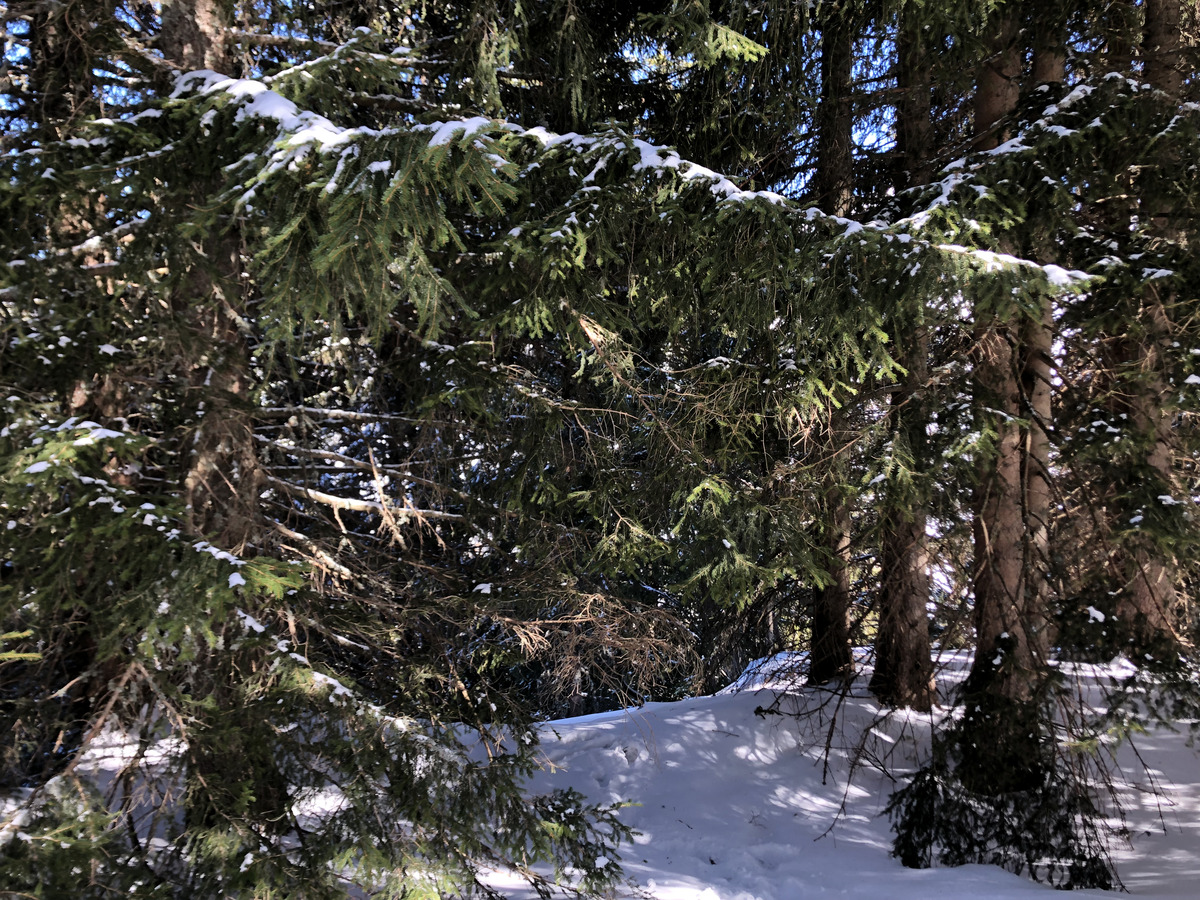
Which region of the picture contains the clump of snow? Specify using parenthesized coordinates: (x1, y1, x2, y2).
(193, 540, 244, 566)
(311, 671, 354, 700)
(236, 608, 267, 633)
(418, 116, 494, 147)
(72, 426, 125, 446)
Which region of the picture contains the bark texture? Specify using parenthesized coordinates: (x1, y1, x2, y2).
(972, 16, 1020, 153)
(971, 326, 1046, 698)
(1018, 31, 1065, 664)
(178, 242, 264, 551)
(1031, 27, 1066, 87)
(1144, 0, 1183, 97)
(872, 484, 934, 708)
(871, 326, 935, 709)
(1105, 0, 1138, 72)
(813, 3, 854, 215)
(1112, 297, 1183, 657)
(969, 12, 1049, 703)
(157, 1, 262, 549)
(895, 14, 933, 186)
(158, 0, 282, 829)
(161, 0, 233, 72)
(810, 478, 854, 683)
(870, 11, 935, 712)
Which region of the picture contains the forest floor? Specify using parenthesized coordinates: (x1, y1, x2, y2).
(490, 652, 1200, 900)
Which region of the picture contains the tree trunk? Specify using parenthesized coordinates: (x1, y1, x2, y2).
(1031, 21, 1066, 87)
(895, 12, 933, 186)
(813, 3, 853, 215)
(178, 242, 265, 552)
(871, 319, 934, 709)
(155, 4, 261, 550)
(810, 477, 854, 684)
(807, 2, 855, 686)
(1112, 298, 1183, 658)
(870, 13, 934, 711)
(972, 16, 1020, 153)
(872, 470, 933, 707)
(968, 12, 1049, 703)
(161, 0, 234, 72)
(971, 325, 1044, 698)
(1104, 0, 1138, 73)
(1018, 26, 1066, 663)
(1144, 0, 1182, 97)
(1111, 0, 1184, 660)
(157, 0, 283, 834)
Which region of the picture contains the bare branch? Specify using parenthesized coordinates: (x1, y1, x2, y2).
(257, 406, 425, 425)
(227, 29, 340, 52)
(271, 520, 354, 577)
(264, 475, 463, 522)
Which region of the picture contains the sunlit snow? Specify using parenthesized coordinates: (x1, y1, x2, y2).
(491, 653, 1200, 900)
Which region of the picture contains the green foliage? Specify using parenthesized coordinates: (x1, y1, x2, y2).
(641, 3, 769, 68)
(888, 745, 1114, 890)
(5, 0, 1200, 895)
(0, 778, 168, 899)
(1, 18, 652, 895)
(889, 669, 1114, 889)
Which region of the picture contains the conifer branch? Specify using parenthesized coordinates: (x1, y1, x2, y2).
(260, 438, 462, 495)
(264, 475, 463, 522)
(257, 406, 426, 425)
(227, 30, 340, 52)
(271, 520, 354, 577)
(344, 93, 438, 113)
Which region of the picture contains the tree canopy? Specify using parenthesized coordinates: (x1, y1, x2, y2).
(2, 0, 1199, 894)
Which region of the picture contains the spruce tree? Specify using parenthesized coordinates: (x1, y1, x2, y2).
(4, 1, 1199, 894)
(1, 7, 663, 895)
(0, 1, 908, 891)
(888, 0, 1200, 885)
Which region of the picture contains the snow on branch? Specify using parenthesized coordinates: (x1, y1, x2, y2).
(162, 54, 1096, 297)
(935, 244, 1089, 287)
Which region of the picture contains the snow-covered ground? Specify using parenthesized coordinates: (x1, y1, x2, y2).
(493, 653, 1200, 899)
